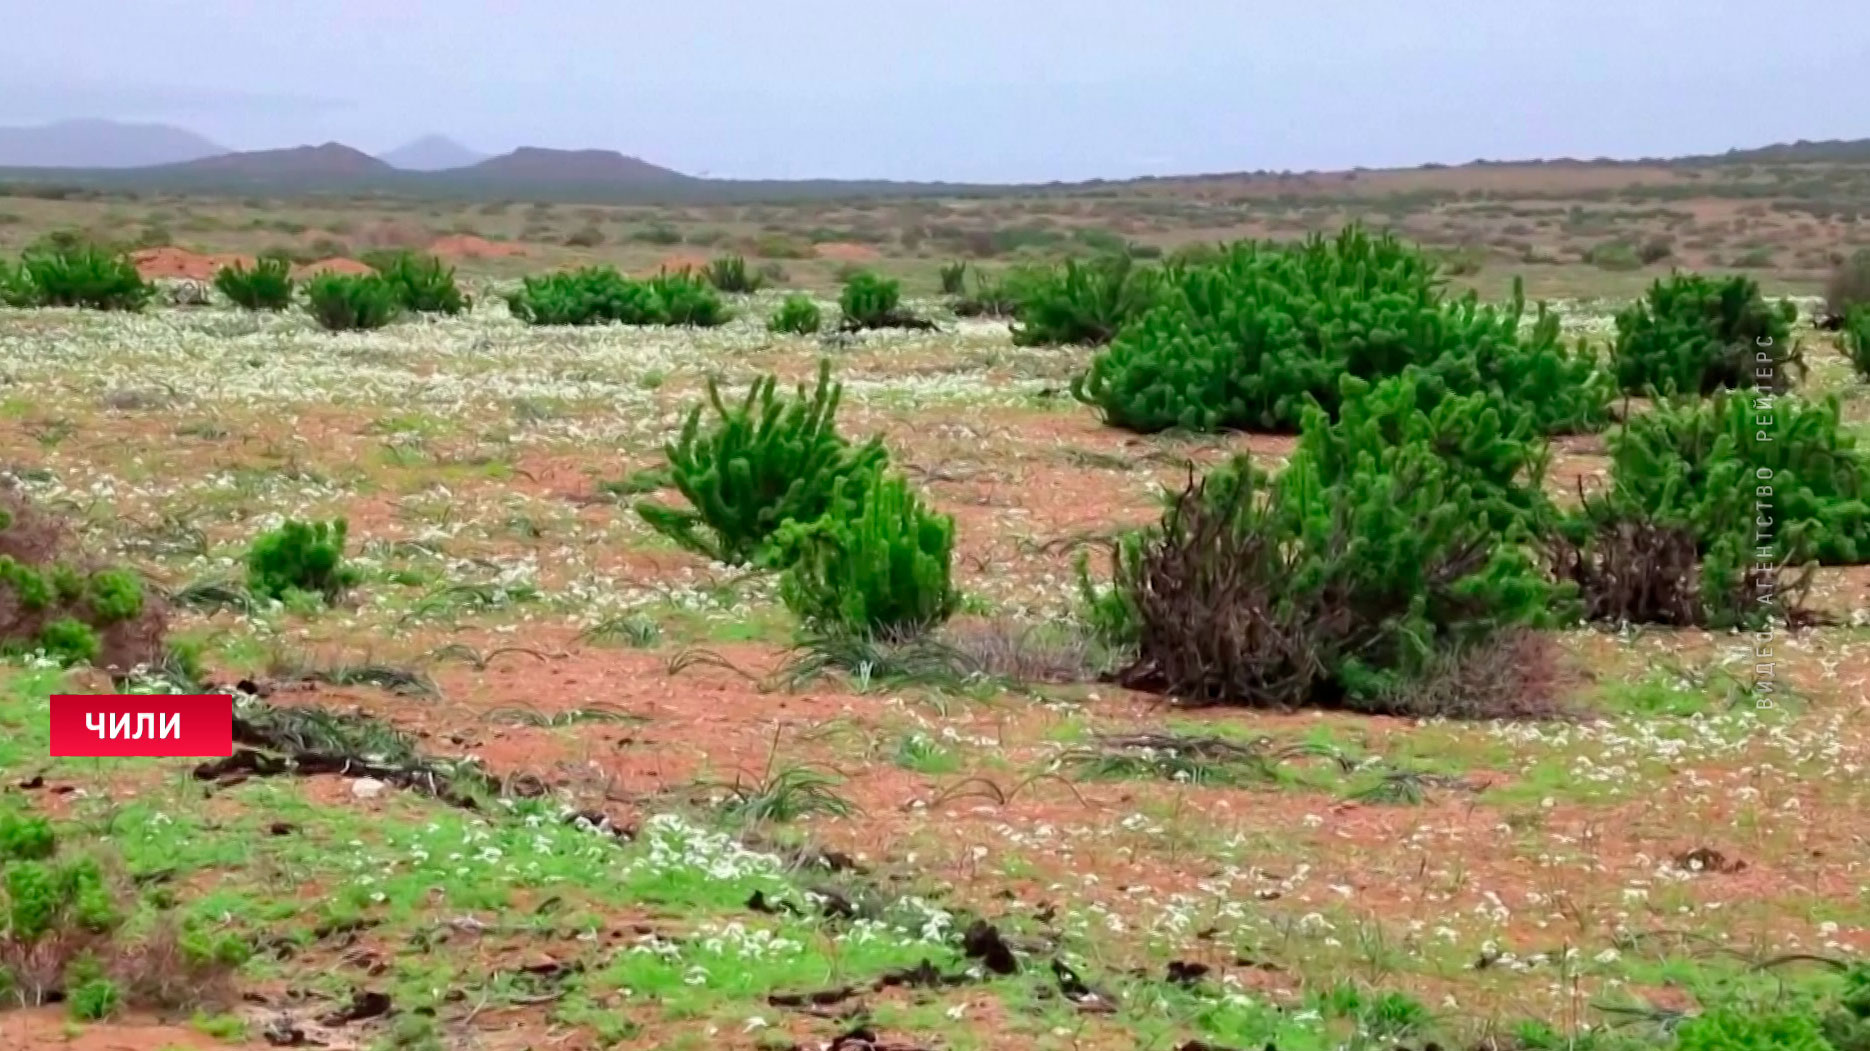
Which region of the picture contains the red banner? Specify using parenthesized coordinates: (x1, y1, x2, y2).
(48, 695, 233, 757)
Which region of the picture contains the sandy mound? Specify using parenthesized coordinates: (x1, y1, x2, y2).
(292, 258, 376, 279)
(131, 247, 252, 281)
(429, 234, 527, 260)
(814, 241, 881, 262)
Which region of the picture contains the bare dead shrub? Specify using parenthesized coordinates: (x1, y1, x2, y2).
(1549, 516, 1704, 626)
(1374, 629, 1575, 721)
(939, 618, 1108, 684)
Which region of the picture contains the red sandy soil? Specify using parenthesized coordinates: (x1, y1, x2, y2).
(814, 241, 882, 262)
(0, 1009, 242, 1050)
(429, 234, 527, 260)
(130, 247, 252, 281)
(291, 257, 375, 279)
(639, 250, 712, 275)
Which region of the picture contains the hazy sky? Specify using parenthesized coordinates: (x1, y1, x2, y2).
(2, 0, 1866, 181)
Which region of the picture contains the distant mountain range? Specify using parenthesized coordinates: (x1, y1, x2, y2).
(1, 118, 1867, 206)
(0, 119, 227, 169)
(380, 135, 487, 172)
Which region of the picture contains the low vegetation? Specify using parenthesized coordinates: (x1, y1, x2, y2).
(505, 265, 727, 327)
(305, 272, 400, 331)
(212, 256, 294, 310)
(766, 293, 822, 335)
(369, 250, 467, 315)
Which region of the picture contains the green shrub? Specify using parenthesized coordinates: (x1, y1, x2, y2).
(637, 360, 889, 566)
(1675, 1007, 1831, 1051)
(938, 260, 968, 296)
(66, 976, 120, 1021)
(952, 268, 1025, 319)
(1083, 371, 1556, 712)
(1010, 254, 1160, 346)
(1072, 227, 1609, 435)
(1611, 272, 1798, 395)
(837, 271, 929, 330)
(1592, 390, 1870, 567)
(507, 266, 658, 326)
(838, 270, 899, 326)
(212, 257, 294, 310)
(305, 273, 399, 331)
(21, 245, 152, 311)
(1825, 248, 1870, 319)
(0, 812, 55, 862)
(0, 259, 36, 306)
(773, 473, 959, 638)
(1586, 240, 1643, 271)
(703, 254, 764, 293)
(0, 496, 165, 674)
(1845, 307, 1870, 380)
(767, 294, 823, 335)
(647, 269, 729, 326)
(246, 518, 358, 603)
(371, 251, 466, 314)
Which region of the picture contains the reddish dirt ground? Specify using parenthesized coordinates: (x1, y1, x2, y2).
(130, 247, 251, 281)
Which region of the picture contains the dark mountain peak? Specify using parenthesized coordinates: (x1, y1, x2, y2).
(467, 146, 690, 184)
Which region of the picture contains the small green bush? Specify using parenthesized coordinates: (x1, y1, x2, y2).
(774, 474, 958, 638)
(0, 259, 36, 306)
(1012, 254, 1160, 346)
(703, 254, 764, 294)
(213, 257, 294, 311)
(1825, 248, 1870, 319)
(246, 518, 359, 603)
(638, 360, 888, 566)
(838, 270, 902, 328)
(305, 273, 399, 331)
(0, 496, 164, 674)
(1611, 272, 1798, 395)
(21, 245, 152, 311)
(66, 976, 121, 1021)
(768, 294, 823, 335)
(938, 260, 968, 296)
(647, 269, 730, 327)
(371, 251, 466, 314)
(0, 812, 55, 862)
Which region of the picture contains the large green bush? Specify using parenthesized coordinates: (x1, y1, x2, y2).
(1083, 372, 1556, 712)
(371, 251, 466, 315)
(507, 266, 660, 326)
(20, 245, 152, 311)
(1610, 272, 1798, 395)
(1072, 227, 1608, 435)
(773, 473, 958, 638)
(1555, 390, 1870, 629)
(305, 273, 400, 331)
(1598, 391, 1870, 565)
(637, 360, 889, 566)
(1011, 254, 1160, 346)
(213, 257, 294, 311)
(505, 266, 726, 326)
